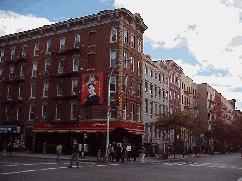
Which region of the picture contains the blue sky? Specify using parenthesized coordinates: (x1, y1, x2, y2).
(0, 0, 241, 111)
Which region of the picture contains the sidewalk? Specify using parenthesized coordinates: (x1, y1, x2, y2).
(0, 151, 210, 163)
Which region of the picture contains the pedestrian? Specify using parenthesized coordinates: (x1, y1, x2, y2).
(139, 146, 146, 163)
(69, 138, 79, 168)
(121, 145, 125, 163)
(109, 144, 115, 162)
(43, 142, 47, 155)
(126, 143, 131, 161)
(115, 144, 122, 162)
(132, 144, 137, 161)
(8, 142, 13, 155)
(56, 143, 63, 162)
(2, 142, 7, 156)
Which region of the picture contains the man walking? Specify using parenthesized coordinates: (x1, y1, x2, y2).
(69, 138, 79, 168)
(56, 143, 63, 162)
(126, 144, 131, 161)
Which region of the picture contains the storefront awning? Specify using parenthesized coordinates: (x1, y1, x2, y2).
(33, 121, 145, 135)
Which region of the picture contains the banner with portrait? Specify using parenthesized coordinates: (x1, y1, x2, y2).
(81, 72, 103, 105)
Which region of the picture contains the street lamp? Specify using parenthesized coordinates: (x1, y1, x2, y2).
(105, 58, 132, 161)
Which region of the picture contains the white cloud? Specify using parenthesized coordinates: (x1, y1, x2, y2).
(114, 0, 242, 111)
(0, 10, 55, 36)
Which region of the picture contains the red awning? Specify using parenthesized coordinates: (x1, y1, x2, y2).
(33, 121, 145, 135)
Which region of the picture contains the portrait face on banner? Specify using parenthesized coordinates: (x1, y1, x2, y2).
(81, 72, 103, 105)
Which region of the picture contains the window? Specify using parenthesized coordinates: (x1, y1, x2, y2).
(110, 99, 116, 119)
(145, 81, 148, 93)
(154, 86, 157, 97)
(122, 105, 126, 119)
(166, 91, 168, 101)
(30, 84, 36, 98)
(150, 102, 153, 115)
(55, 103, 62, 120)
(58, 59, 64, 73)
(7, 86, 11, 100)
(110, 50, 116, 67)
(163, 89, 165, 100)
(20, 64, 25, 78)
(123, 52, 127, 67)
(6, 107, 10, 120)
(137, 105, 140, 122)
(60, 38, 65, 50)
(32, 62, 37, 77)
(0, 50, 4, 62)
(9, 65, 14, 80)
(44, 61, 50, 74)
(42, 104, 47, 118)
(70, 103, 77, 120)
(22, 46, 27, 57)
(137, 82, 141, 97)
(34, 43, 39, 56)
(29, 105, 34, 120)
(17, 106, 22, 120)
(57, 83, 62, 96)
(130, 79, 134, 94)
(131, 34, 135, 48)
(150, 84, 153, 96)
(138, 39, 141, 52)
(155, 104, 157, 115)
(43, 82, 49, 97)
(46, 41, 52, 54)
(11, 48, 16, 59)
(159, 88, 161, 98)
(130, 57, 134, 71)
(124, 28, 128, 43)
(18, 85, 23, 99)
(72, 79, 78, 95)
(0, 68, 3, 80)
(123, 76, 127, 93)
(130, 103, 134, 121)
(110, 75, 116, 92)
(145, 67, 148, 75)
(145, 100, 148, 114)
(137, 60, 141, 75)
(110, 28, 117, 42)
(73, 57, 79, 71)
(74, 35, 80, 48)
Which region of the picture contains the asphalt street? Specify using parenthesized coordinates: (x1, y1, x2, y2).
(0, 153, 242, 181)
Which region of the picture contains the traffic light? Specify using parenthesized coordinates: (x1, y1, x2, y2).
(123, 96, 127, 106)
(117, 96, 121, 106)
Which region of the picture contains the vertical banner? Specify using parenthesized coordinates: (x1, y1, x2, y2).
(81, 72, 103, 105)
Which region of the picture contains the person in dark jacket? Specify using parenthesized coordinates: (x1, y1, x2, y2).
(116, 144, 122, 162)
(69, 138, 79, 168)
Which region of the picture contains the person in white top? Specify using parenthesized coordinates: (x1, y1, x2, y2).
(126, 144, 132, 161)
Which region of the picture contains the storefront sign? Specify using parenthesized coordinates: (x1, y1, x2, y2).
(0, 125, 22, 134)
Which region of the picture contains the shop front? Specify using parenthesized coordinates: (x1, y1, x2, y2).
(33, 121, 145, 155)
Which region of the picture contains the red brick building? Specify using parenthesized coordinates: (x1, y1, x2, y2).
(0, 8, 147, 154)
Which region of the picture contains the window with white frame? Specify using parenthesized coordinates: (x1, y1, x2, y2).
(20, 64, 25, 78)
(130, 57, 134, 71)
(43, 82, 49, 97)
(137, 105, 140, 122)
(110, 50, 116, 67)
(9, 65, 14, 80)
(145, 99, 148, 114)
(56, 103, 62, 120)
(0, 68, 3, 80)
(137, 82, 141, 97)
(7, 86, 11, 100)
(44, 60, 50, 74)
(72, 79, 78, 95)
(46, 40, 52, 54)
(124, 28, 128, 44)
(32, 62, 37, 77)
(110, 99, 116, 118)
(70, 102, 77, 120)
(110, 28, 117, 42)
(137, 60, 141, 75)
(130, 103, 134, 121)
(123, 76, 127, 92)
(130, 79, 134, 94)
(57, 83, 62, 96)
(123, 52, 127, 67)
(22, 46, 27, 57)
(29, 105, 34, 120)
(42, 104, 47, 119)
(110, 75, 116, 92)
(122, 105, 126, 119)
(34, 43, 39, 56)
(138, 39, 141, 52)
(58, 59, 64, 73)
(6, 106, 10, 120)
(17, 106, 22, 120)
(11, 48, 16, 59)
(131, 34, 135, 48)
(73, 57, 79, 71)
(0, 50, 4, 62)
(74, 34, 80, 48)
(30, 84, 36, 98)
(18, 85, 23, 99)
(60, 38, 65, 50)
